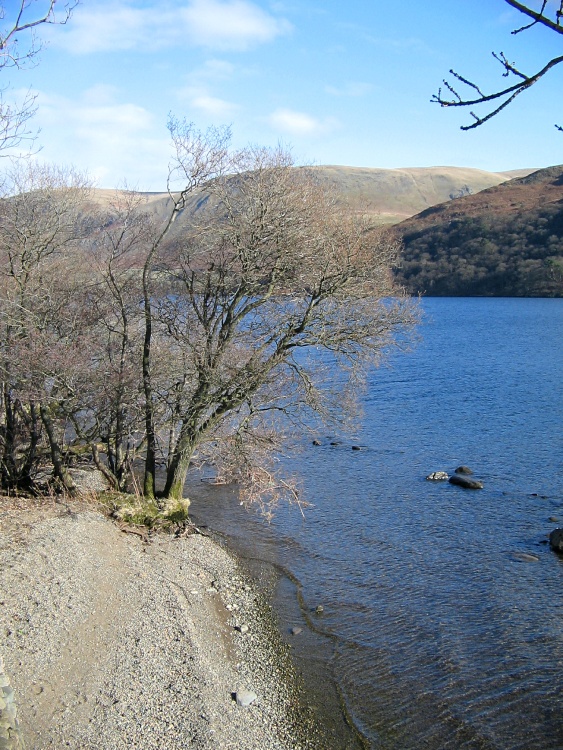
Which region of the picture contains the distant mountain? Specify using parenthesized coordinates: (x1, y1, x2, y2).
(393, 166, 563, 297)
(308, 165, 533, 224)
(88, 165, 535, 227)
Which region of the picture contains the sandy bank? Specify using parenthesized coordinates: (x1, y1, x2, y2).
(0, 498, 331, 749)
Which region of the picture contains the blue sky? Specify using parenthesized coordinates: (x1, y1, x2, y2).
(5, 0, 563, 190)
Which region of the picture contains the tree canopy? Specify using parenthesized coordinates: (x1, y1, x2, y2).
(0, 127, 419, 514)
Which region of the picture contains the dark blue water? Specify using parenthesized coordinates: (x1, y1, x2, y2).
(189, 298, 563, 749)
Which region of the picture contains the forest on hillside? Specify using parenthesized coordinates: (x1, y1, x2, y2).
(394, 200, 563, 297)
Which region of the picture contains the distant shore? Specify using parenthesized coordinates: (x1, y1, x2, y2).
(0, 496, 334, 749)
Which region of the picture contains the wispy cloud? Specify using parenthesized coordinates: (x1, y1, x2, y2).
(267, 108, 339, 137)
(52, 0, 291, 54)
(325, 81, 374, 97)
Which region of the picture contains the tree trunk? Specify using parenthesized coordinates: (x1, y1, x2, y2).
(1, 382, 17, 490)
(20, 401, 41, 492)
(40, 404, 76, 495)
(163, 432, 195, 500)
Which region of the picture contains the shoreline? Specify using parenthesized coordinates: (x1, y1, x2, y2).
(0, 497, 333, 749)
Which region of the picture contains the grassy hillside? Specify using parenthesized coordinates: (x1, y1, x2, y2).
(393, 166, 563, 297)
(308, 165, 532, 223)
(88, 165, 533, 227)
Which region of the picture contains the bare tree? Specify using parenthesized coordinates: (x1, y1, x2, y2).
(433, 1, 563, 130)
(149, 143, 419, 503)
(0, 160, 91, 493)
(140, 117, 231, 498)
(0, 1, 77, 153)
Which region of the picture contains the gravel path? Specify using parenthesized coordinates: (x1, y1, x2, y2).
(0, 499, 329, 749)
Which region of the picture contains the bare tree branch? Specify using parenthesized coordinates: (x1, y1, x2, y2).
(0, 1, 78, 153)
(433, 1, 563, 130)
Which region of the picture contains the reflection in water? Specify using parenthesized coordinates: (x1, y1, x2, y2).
(188, 299, 563, 750)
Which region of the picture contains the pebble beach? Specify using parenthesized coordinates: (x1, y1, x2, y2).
(0, 497, 333, 750)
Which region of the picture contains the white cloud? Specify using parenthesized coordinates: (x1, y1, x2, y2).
(267, 108, 339, 137)
(52, 0, 291, 53)
(31, 87, 171, 189)
(179, 85, 239, 116)
(180, 0, 291, 50)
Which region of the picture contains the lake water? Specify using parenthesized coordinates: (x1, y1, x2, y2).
(188, 298, 563, 749)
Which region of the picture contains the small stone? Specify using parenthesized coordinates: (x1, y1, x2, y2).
(290, 626, 303, 635)
(548, 517, 559, 523)
(312, 440, 321, 446)
(236, 624, 249, 634)
(455, 466, 473, 475)
(315, 605, 324, 615)
(235, 687, 257, 707)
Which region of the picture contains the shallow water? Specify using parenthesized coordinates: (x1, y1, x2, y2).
(189, 298, 563, 750)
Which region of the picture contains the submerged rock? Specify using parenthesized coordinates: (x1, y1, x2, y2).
(549, 528, 563, 553)
(449, 474, 483, 490)
(510, 552, 539, 563)
(455, 466, 473, 475)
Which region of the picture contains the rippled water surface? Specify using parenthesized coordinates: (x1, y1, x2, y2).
(189, 298, 563, 749)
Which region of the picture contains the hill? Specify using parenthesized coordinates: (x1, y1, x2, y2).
(308, 165, 532, 224)
(88, 165, 534, 227)
(393, 165, 563, 297)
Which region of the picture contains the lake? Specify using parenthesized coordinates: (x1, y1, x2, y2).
(188, 297, 563, 749)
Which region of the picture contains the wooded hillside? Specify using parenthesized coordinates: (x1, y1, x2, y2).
(393, 166, 563, 297)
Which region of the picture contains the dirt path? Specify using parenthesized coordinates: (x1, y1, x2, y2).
(0, 500, 327, 749)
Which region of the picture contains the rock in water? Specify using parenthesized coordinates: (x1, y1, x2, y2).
(449, 474, 483, 489)
(455, 466, 473, 475)
(549, 528, 563, 552)
(510, 552, 539, 563)
(426, 471, 449, 481)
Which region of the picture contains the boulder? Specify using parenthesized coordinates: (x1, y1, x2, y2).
(455, 466, 473, 475)
(426, 471, 449, 481)
(449, 474, 483, 490)
(549, 528, 563, 553)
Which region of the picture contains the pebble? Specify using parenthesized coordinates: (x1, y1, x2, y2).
(235, 687, 257, 707)
(290, 627, 303, 636)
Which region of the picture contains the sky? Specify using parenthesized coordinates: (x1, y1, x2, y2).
(3, 0, 563, 190)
